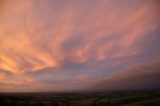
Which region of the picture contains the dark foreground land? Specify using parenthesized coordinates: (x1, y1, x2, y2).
(0, 90, 160, 106)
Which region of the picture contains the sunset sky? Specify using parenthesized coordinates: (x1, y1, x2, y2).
(0, 0, 160, 92)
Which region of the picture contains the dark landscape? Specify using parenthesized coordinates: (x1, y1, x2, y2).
(0, 90, 160, 106)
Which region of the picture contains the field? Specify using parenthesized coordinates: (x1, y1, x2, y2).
(0, 90, 160, 106)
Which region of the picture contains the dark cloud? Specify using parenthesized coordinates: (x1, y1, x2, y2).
(88, 59, 160, 91)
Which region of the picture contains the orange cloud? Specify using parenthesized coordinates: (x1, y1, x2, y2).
(0, 72, 5, 80)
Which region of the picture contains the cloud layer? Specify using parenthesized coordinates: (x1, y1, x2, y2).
(0, 0, 160, 92)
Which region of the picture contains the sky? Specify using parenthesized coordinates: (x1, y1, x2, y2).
(0, 0, 160, 92)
